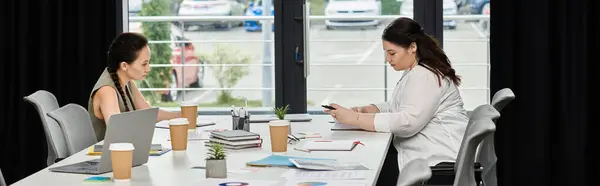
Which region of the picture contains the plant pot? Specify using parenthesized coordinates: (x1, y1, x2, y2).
(205, 159, 227, 178)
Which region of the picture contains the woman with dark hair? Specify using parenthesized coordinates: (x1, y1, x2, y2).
(88, 32, 181, 141)
(325, 18, 468, 168)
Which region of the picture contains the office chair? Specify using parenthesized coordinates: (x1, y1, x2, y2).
(48, 103, 98, 155)
(491, 88, 515, 112)
(478, 88, 515, 186)
(464, 104, 501, 170)
(428, 104, 499, 185)
(454, 118, 496, 186)
(397, 158, 432, 186)
(23, 90, 68, 166)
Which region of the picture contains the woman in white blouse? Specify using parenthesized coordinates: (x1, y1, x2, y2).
(325, 17, 469, 169)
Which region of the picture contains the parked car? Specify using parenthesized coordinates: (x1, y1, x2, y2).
(459, 0, 489, 15)
(244, 0, 274, 32)
(129, 23, 205, 101)
(177, 0, 246, 30)
(399, 0, 458, 30)
(324, 0, 382, 30)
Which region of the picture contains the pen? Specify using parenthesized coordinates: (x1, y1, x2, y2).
(294, 147, 311, 153)
(289, 134, 300, 141)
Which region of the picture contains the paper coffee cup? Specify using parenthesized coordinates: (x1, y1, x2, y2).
(268, 120, 290, 152)
(109, 143, 135, 181)
(169, 118, 189, 151)
(180, 101, 198, 130)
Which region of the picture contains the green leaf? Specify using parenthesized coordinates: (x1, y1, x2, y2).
(273, 104, 290, 120)
(206, 143, 227, 160)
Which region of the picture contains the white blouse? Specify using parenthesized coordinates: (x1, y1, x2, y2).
(373, 65, 468, 169)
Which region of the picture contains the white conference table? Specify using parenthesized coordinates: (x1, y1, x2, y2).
(13, 115, 393, 186)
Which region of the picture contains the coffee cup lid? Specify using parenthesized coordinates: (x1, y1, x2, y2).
(180, 100, 197, 107)
(109, 143, 134, 151)
(169, 118, 189, 125)
(268, 120, 290, 126)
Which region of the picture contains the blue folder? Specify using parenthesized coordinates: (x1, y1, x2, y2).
(246, 155, 335, 167)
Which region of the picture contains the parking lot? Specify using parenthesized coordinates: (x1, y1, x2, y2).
(153, 20, 489, 110)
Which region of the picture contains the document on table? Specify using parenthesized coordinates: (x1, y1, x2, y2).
(282, 169, 367, 180)
(290, 158, 369, 171)
(195, 179, 278, 185)
(284, 180, 367, 186)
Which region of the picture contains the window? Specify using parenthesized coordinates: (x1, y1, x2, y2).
(126, 0, 490, 113)
(307, 0, 410, 110)
(306, 0, 489, 111)
(127, 0, 275, 110)
(443, 0, 490, 110)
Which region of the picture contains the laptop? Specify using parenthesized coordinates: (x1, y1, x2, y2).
(249, 113, 312, 123)
(49, 107, 159, 174)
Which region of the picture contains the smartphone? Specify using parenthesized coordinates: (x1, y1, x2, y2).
(321, 105, 336, 110)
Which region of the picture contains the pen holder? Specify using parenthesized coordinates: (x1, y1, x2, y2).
(232, 115, 250, 132)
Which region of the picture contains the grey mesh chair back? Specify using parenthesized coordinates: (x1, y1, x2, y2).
(23, 90, 68, 166)
(0, 168, 6, 186)
(473, 105, 501, 186)
(491, 88, 515, 112)
(48, 103, 98, 155)
(454, 118, 496, 186)
(455, 104, 500, 170)
(478, 88, 514, 186)
(397, 158, 432, 186)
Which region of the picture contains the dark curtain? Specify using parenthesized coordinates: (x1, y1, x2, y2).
(491, 0, 598, 185)
(0, 0, 121, 184)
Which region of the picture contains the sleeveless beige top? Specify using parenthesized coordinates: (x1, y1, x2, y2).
(88, 68, 135, 141)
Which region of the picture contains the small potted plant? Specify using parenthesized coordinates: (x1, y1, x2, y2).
(274, 104, 290, 120)
(205, 143, 227, 178)
(272, 104, 291, 134)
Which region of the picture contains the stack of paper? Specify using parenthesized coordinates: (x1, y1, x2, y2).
(207, 130, 263, 150)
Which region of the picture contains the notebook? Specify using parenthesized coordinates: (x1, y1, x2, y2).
(246, 155, 335, 167)
(155, 119, 216, 129)
(211, 130, 260, 141)
(208, 138, 262, 146)
(302, 140, 361, 151)
(205, 142, 261, 150)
